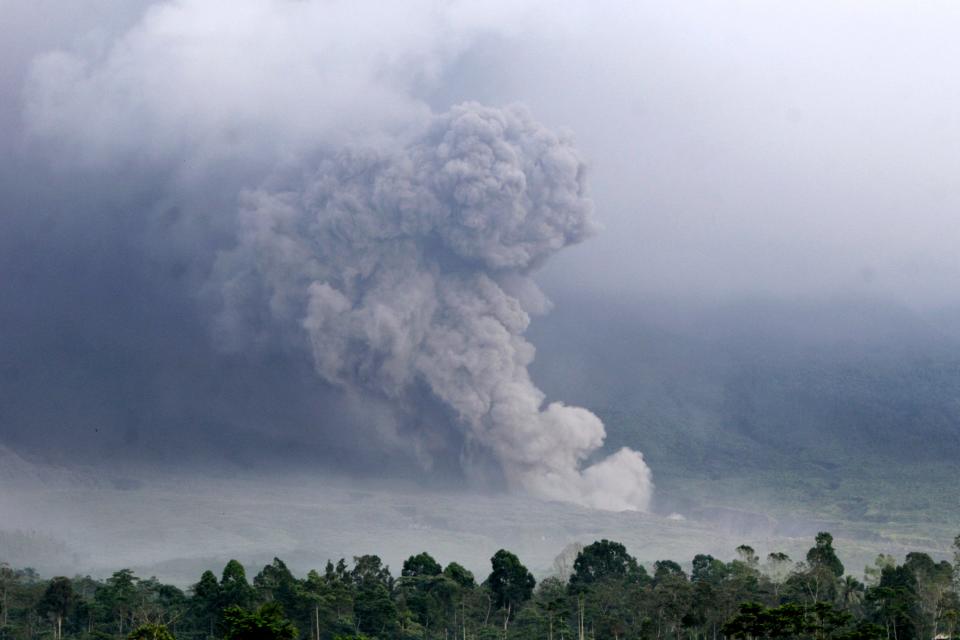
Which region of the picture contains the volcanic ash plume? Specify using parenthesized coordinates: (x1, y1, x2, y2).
(215, 103, 653, 511)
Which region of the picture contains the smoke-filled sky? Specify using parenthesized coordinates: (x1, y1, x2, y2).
(2, 0, 960, 504)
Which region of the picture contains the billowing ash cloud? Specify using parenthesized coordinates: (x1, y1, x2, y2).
(5, 0, 652, 510)
(213, 103, 652, 510)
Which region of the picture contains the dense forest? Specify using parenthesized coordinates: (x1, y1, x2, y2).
(2, 532, 959, 640)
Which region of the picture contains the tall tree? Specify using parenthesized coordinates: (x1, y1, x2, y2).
(735, 546, 760, 570)
(191, 570, 221, 638)
(533, 577, 570, 640)
(220, 561, 255, 612)
(651, 564, 691, 640)
(487, 549, 535, 631)
(807, 532, 845, 578)
(253, 558, 302, 622)
(654, 560, 687, 583)
(38, 577, 74, 640)
(353, 582, 397, 637)
(351, 556, 392, 591)
(569, 540, 644, 592)
(222, 603, 298, 640)
(868, 564, 920, 640)
(0, 563, 17, 628)
(98, 569, 139, 635)
(350, 556, 396, 637)
(764, 553, 793, 600)
(402, 553, 442, 578)
(903, 552, 953, 640)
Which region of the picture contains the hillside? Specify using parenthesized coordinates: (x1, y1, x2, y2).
(528, 291, 960, 544)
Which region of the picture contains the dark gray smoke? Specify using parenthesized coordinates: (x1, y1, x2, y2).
(213, 103, 652, 510)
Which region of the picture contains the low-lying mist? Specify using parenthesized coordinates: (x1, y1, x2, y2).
(1, 443, 949, 588)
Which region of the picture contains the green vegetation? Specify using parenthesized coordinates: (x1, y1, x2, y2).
(3, 533, 960, 640)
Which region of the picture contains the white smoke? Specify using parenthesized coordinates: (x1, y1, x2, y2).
(215, 103, 653, 510)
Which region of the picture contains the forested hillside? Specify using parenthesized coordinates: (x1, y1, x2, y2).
(529, 292, 960, 532)
(2, 533, 959, 640)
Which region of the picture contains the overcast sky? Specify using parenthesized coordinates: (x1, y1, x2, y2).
(2, 0, 960, 477)
(5, 1, 960, 304)
(426, 1, 960, 305)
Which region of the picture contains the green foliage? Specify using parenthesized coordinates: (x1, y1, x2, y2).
(190, 569, 221, 634)
(808, 532, 846, 578)
(441, 563, 475, 588)
(723, 601, 885, 640)
(486, 550, 535, 613)
(353, 582, 397, 636)
(222, 603, 298, 640)
(691, 553, 728, 584)
(569, 539, 645, 593)
(127, 623, 175, 640)
(350, 556, 391, 590)
(254, 559, 302, 626)
(221, 561, 256, 611)
(653, 559, 687, 582)
(1, 531, 959, 640)
(96, 569, 139, 635)
(400, 554, 441, 578)
(38, 577, 75, 620)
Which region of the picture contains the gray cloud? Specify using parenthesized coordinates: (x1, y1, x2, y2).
(4, 0, 653, 508)
(212, 103, 651, 509)
(426, 2, 960, 306)
(3, 0, 958, 510)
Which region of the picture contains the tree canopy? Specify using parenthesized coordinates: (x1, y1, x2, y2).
(1, 532, 959, 640)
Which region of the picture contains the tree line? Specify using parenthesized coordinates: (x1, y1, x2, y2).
(2, 532, 959, 640)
